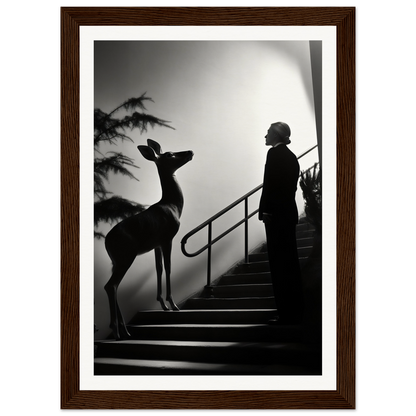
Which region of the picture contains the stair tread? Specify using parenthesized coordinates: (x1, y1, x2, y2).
(129, 309, 277, 324)
(204, 286, 273, 297)
(95, 339, 319, 356)
(95, 340, 318, 359)
(183, 296, 277, 309)
(95, 357, 319, 375)
(211, 283, 272, 287)
(110, 325, 301, 342)
(235, 258, 310, 267)
(133, 309, 276, 316)
(221, 264, 307, 278)
(222, 271, 271, 277)
(95, 339, 321, 368)
(187, 296, 275, 302)
(136, 308, 276, 313)
(95, 339, 318, 354)
(95, 340, 311, 351)
(208, 283, 273, 290)
(128, 323, 281, 328)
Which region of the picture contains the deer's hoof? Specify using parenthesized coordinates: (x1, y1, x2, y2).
(111, 323, 131, 341)
(168, 299, 180, 311)
(119, 326, 131, 340)
(109, 322, 121, 340)
(158, 300, 169, 311)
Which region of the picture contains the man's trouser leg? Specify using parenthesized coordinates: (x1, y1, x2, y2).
(265, 221, 303, 322)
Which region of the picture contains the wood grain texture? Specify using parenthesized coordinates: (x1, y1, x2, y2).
(62, 6, 352, 26)
(335, 7, 356, 409)
(61, 7, 355, 409)
(61, 7, 80, 409)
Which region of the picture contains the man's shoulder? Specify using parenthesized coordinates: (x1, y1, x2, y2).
(269, 145, 295, 157)
(267, 146, 299, 169)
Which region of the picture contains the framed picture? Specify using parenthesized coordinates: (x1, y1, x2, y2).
(61, 7, 355, 409)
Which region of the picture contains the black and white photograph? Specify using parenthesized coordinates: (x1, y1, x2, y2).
(90, 37, 322, 375)
(89, 31, 332, 383)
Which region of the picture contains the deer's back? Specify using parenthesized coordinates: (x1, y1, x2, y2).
(105, 204, 181, 258)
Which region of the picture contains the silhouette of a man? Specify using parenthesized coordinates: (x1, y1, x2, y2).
(259, 122, 303, 325)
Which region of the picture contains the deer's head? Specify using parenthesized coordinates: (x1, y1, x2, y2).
(138, 139, 193, 174)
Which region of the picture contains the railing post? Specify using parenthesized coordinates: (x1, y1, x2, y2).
(244, 197, 249, 263)
(207, 222, 212, 287)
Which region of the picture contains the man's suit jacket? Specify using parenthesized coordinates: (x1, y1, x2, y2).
(259, 144, 300, 225)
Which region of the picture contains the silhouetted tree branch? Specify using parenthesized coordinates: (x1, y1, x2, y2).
(94, 93, 175, 238)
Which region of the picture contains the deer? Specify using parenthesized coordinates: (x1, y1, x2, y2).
(104, 139, 194, 340)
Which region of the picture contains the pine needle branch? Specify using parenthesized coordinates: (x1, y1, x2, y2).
(107, 93, 153, 117)
(94, 196, 147, 228)
(94, 152, 140, 182)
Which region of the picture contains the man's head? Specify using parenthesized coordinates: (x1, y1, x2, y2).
(265, 122, 291, 146)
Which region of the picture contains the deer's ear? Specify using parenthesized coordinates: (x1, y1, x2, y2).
(137, 145, 158, 161)
(147, 139, 162, 155)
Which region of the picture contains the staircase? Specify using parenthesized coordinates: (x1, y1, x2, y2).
(94, 221, 322, 376)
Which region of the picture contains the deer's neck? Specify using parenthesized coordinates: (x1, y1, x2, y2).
(158, 170, 184, 216)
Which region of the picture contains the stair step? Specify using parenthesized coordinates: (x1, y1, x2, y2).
(130, 309, 276, 325)
(296, 222, 315, 233)
(296, 230, 315, 239)
(96, 221, 321, 376)
(297, 237, 314, 248)
(216, 272, 272, 285)
(183, 296, 276, 309)
(231, 257, 311, 277)
(125, 323, 300, 342)
(248, 252, 269, 262)
(95, 339, 321, 368)
(202, 283, 273, 298)
(232, 261, 270, 274)
(298, 246, 314, 257)
(94, 357, 320, 375)
(247, 247, 313, 266)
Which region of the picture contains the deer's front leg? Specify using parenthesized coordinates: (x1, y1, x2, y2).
(162, 241, 180, 311)
(154, 247, 169, 310)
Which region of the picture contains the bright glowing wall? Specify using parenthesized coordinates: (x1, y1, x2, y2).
(94, 41, 319, 339)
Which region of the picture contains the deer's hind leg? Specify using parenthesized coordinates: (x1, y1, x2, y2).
(154, 247, 169, 310)
(104, 258, 134, 340)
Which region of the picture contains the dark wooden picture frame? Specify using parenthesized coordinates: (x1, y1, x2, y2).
(61, 7, 355, 409)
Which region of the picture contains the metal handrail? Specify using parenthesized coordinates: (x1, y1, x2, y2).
(180, 144, 318, 286)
